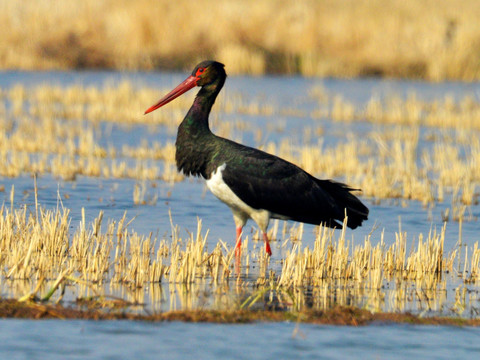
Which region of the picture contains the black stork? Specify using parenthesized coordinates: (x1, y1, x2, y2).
(145, 60, 368, 256)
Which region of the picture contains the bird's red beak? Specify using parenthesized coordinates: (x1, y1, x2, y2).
(144, 75, 198, 115)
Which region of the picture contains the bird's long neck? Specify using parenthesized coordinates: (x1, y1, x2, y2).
(182, 75, 225, 134)
(176, 75, 226, 177)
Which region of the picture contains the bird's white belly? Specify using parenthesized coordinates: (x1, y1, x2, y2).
(205, 163, 270, 230)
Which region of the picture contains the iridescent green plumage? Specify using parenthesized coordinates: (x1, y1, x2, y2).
(145, 60, 368, 255)
(173, 61, 368, 229)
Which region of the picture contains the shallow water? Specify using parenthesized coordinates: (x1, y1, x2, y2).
(1, 71, 480, 360)
(1, 319, 480, 360)
(1, 71, 478, 243)
(1, 72, 480, 316)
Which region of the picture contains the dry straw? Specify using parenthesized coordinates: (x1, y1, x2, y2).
(1, 186, 479, 313)
(1, 82, 479, 209)
(3, 0, 480, 81)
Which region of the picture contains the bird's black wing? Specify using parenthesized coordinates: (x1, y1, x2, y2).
(218, 141, 367, 228)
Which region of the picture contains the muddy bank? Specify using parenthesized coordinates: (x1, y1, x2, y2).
(1, 299, 479, 326)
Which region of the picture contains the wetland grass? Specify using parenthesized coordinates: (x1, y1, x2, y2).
(1, 82, 479, 209)
(1, 77, 479, 317)
(1, 186, 479, 316)
(3, 1, 480, 81)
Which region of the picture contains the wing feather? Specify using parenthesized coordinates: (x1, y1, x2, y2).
(209, 137, 368, 228)
(220, 145, 343, 226)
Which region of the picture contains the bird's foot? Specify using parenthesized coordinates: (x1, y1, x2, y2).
(263, 232, 272, 256)
(265, 241, 272, 256)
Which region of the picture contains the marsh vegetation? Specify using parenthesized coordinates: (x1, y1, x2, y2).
(0, 74, 479, 319)
(2, 0, 480, 80)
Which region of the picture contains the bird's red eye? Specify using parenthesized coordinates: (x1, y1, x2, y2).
(196, 68, 205, 76)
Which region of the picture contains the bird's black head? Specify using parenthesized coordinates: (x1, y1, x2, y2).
(191, 60, 226, 87)
(144, 60, 226, 115)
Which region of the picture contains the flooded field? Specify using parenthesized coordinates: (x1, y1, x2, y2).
(0, 71, 479, 325)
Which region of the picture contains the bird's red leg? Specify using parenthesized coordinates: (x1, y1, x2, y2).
(263, 231, 272, 256)
(234, 226, 243, 275)
(235, 226, 242, 255)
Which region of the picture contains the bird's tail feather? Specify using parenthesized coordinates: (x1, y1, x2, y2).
(318, 180, 369, 229)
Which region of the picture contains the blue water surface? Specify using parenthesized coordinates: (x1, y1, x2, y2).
(1, 72, 480, 359)
(1, 320, 480, 360)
